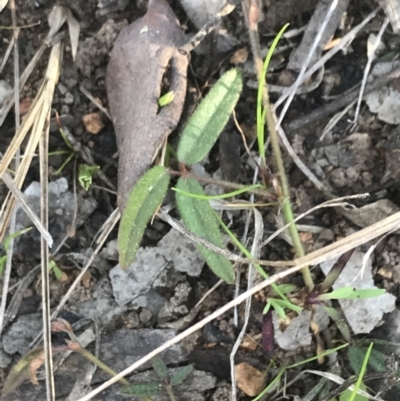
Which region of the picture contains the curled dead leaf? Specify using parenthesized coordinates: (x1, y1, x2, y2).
(107, 0, 188, 211)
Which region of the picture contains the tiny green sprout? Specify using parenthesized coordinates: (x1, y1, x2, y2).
(158, 91, 175, 107)
(48, 260, 64, 281)
(121, 355, 194, 400)
(78, 164, 100, 190)
(0, 228, 32, 275)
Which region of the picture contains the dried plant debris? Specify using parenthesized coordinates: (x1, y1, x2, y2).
(384, 125, 400, 183)
(321, 251, 396, 334)
(234, 363, 266, 397)
(97, 0, 129, 16)
(14, 178, 97, 252)
(106, 0, 188, 211)
(179, 0, 225, 29)
(286, 0, 349, 73)
(77, 19, 128, 78)
(377, 0, 400, 33)
(340, 199, 400, 229)
(365, 61, 400, 124)
(0, 80, 12, 112)
(273, 305, 329, 351)
(110, 229, 204, 306)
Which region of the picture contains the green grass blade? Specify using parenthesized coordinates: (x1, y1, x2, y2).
(118, 166, 170, 269)
(347, 343, 373, 401)
(175, 177, 235, 283)
(256, 24, 289, 167)
(177, 68, 243, 165)
(215, 212, 290, 303)
(172, 184, 264, 200)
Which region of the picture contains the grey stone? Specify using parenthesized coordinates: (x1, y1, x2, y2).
(3, 313, 41, 354)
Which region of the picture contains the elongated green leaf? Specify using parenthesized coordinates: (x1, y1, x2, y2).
(269, 299, 286, 319)
(120, 382, 162, 396)
(177, 68, 242, 165)
(318, 287, 386, 301)
(170, 365, 194, 386)
(151, 356, 168, 379)
(118, 166, 170, 268)
(324, 305, 352, 343)
(175, 178, 235, 283)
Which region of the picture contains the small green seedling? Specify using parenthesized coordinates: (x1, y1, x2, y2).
(256, 23, 289, 169)
(346, 342, 373, 401)
(118, 68, 243, 282)
(78, 164, 100, 191)
(48, 260, 65, 281)
(50, 123, 75, 175)
(0, 228, 32, 275)
(120, 356, 193, 401)
(158, 91, 175, 107)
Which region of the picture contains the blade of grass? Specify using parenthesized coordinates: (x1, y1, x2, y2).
(172, 184, 264, 200)
(244, 7, 313, 290)
(215, 211, 290, 303)
(347, 343, 373, 401)
(257, 24, 289, 169)
(252, 343, 350, 400)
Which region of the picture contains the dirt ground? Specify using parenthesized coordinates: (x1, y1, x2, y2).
(0, 0, 400, 400)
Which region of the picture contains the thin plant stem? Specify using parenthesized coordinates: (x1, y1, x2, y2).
(74, 346, 130, 386)
(244, 5, 313, 290)
(165, 384, 177, 401)
(169, 170, 276, 200)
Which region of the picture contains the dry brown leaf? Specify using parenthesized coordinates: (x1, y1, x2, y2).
(82, 112, 104, 134)
(230, 48, 249, 65)
(47, 4, 80, 58)
(235, 362, 266, 397)
(106, 0, 188, 211)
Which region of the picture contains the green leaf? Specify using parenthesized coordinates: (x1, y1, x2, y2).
(345, 288, 386, 299)
(159, 91, 174, 107)
(324, 305, 352, 343)
(177, 68, 242, 165)
(78, 164, 100, 190)
(348, 346, 387, 375)
(175, 177, 235, 283)
(269, 299, 286, 319)
(347, 343, 373, 401)
(273, 284, 297, 295)
(120, 382, 162, 396)
(49, 260, 63, 281)
(118, 166, 170, 269)
(274, 299, 302, 314)
(318, 287, 386, 301)
(151, 356, 168, 379)
(170, 365, 194, 386)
